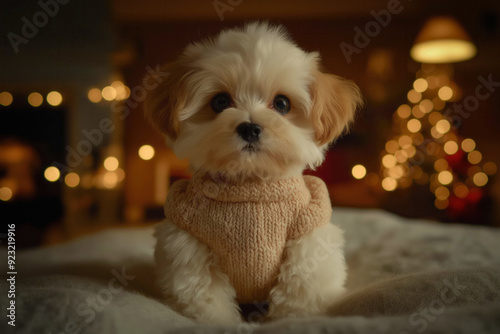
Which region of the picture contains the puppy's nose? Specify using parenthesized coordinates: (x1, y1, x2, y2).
(236, 122, 262, 143)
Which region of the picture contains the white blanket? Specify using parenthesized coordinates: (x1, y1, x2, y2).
(2, 208, 500, 333)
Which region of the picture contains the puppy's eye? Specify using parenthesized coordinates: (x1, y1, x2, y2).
(272, 95, 291, 114)
(211, 93, 232, 113)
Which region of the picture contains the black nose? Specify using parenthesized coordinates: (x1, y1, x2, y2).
(236, 122, 262, 143)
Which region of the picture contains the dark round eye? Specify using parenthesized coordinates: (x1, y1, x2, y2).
(273, 95, 291, 114)
(211, 93, 232, 113)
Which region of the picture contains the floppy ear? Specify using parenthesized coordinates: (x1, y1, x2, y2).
(143, 62, 190, 140)
(310, 71, 363, 146)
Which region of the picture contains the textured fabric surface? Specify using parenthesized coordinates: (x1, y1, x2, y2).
(163, 173, 331, 302)
(2, 208, 500, 334)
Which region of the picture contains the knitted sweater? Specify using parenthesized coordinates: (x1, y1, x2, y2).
(164, 173, 332, 303)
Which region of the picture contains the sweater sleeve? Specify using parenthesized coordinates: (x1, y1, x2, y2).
(288, 176, 332, 240)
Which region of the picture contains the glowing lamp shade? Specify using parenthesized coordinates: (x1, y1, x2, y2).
(411, 16, 476, 63)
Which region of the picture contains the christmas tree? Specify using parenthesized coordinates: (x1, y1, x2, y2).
(373, 63, 497, 221)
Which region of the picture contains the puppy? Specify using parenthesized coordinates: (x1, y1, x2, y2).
(146, 23, 362, 324)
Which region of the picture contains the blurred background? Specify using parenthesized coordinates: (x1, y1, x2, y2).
(1, 0, 500, 248)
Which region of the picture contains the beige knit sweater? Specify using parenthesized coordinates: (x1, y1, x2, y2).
(164, 173, 332, 303)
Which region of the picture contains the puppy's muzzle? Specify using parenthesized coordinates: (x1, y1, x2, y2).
(237, 122, 262, 143)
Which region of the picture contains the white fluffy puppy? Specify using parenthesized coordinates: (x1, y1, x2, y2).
(146, 23, 362, 324)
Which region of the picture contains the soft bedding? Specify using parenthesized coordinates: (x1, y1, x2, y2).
(2, 208, 500, 333)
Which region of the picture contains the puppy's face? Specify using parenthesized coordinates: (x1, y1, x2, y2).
(146, 23, 362, 180)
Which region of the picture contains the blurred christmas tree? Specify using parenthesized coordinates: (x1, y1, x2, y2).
(376, 63, 497, 222)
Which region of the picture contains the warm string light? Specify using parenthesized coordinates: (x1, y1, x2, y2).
(39, 154, 129, 189)
(100, 156, 124, 189)
(1, 91, 64, 107)
(88, 81, 130, 103)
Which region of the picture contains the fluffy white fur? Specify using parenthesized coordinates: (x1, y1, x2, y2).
(267, 223, 347, 319)
(154, 221, 242, 324)
(147, 22, 362, 324)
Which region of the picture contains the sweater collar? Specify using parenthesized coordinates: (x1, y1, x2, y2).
(190, 172, 311, 203)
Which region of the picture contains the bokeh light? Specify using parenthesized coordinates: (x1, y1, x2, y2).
(389, 165, 404, 179)
(404, 145, 416, 158)
(104, 156, 119, 171)
(44, 166, 60, 182)
(483, 162, 497, 175)
(382, 177, 397, 191)
(382, 154, 397, 168)
(138, 145, 155, 160)
(397, 104, 412, 119)
(430, 126, 444, 139)
(473, 172, 488, 187)
(351, 164, 367, 180)
(438, 170, 453, 185)
(435, 198, 449, 210)
(88, 88, 102, 103)
(64, 173, 80, 188)
(395, 150, 409, 163)
(407, 119, 422, 133)
(47, 91, 63, 106)
(438, 86, 453, 101)
(434, 159, 449, 172)
(467, 151, 482, 164)
(453, 183, 469, 198)
(398, 135, 412, 148)
(412, 105, 425, 118)
(112, 81, 128, 101)
(101, 86, 117, 101)
(385, 140, 399, 154)
(407, 89, 422, 103)
(435, 186, 450, 200)
(0, 187, 13, 201)
(435, 119, 451, 134)
(103, 172, 118, 188)
(461, 138, 476, 152)
(443, 141, 459, 155)
(28, 92, 43, 107)
(115, 168, 126, 182)
(419, 99, 433, 113)
(0, 92, 13, 106)
(413, 78, 428, 92)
